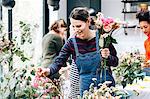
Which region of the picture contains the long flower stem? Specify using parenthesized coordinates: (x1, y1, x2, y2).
(103, 59, 107, 82)
(43, 75, 63, 98)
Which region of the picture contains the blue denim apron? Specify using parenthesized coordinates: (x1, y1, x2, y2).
(73, 31, 115, 97)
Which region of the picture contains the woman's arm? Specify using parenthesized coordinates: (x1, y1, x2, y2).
(106, 43, 119, 67)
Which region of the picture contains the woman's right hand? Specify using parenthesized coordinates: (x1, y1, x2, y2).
(101, 48, 110, 59)
(141, 60, 150, 68)
(36, 67, 50, 77)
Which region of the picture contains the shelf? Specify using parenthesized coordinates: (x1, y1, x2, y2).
(121, 0, 149, 3)
(123, 26, 140, 28)
(122, 0, 147, 30)
(122, 11, 137, 13)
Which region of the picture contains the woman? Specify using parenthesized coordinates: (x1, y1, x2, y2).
(39, 7, 118, 97)
(136, 11, 150, 76)
(42, 19, 67, 79)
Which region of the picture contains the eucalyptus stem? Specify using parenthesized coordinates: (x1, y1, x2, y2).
(103, 59, 107, 82)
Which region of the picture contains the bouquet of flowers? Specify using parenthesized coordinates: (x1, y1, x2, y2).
(113, 51, 145, 88)
(81, 79, 129, 99)
(95, 12, 126, 82)
(95, 12, 124, 48)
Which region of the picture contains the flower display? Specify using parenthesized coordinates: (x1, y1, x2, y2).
(31, 68, 62, 98)
(113, 51, 145, 88)
(0, 21, 62, 98)
(0, 65, 62, 98)
(81, 80, 129, 99)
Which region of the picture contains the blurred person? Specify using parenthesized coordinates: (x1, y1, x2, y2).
(87, 8, 97, 30)
(42, 19, 67, 79)
(139, 3, 148, 12)
(136, 11, 150, 76)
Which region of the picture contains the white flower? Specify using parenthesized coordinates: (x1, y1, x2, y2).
(101, 33, 109, 38)
(92, 78, 97, 81)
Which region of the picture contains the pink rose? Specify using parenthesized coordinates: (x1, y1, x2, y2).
(32, 82, 39, 88)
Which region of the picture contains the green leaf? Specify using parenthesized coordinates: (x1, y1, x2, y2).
(27, 76, 31, 81)
(31, 70, 35, 75)
(121, 81, 127, 88)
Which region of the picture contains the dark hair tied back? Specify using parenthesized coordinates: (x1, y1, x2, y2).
(69, 7, 90, 22)
(136, 11, 150, 23)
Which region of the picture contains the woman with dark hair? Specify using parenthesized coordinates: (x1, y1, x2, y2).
(39, 7, 118, 98)
(136, 11, 150, 76)
(69, 7, 97, 98)
(42, 19, 67, 79)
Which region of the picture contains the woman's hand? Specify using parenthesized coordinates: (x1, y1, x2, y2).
(101, 48, 110, 59)
(141, 60, 150, 68)
(36, 67, 50, 77)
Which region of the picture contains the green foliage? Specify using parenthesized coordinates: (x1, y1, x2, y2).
(1, 66, 62, 98)
(0, 21, 34, 98)
(0, 36, 29, 69)
(0, 66, 36, 98)
(104, 35, 117, 48)
(113, 51, 145, 88)
(19, 21, 32, 45)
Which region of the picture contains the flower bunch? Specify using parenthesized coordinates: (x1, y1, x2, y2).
(94, 12, 124, 83)
(95, 12, 124, 48)
(113, 51, 145, 88)
(81, 80, 129, 99)
(96, 13, 118, 33)
(31, 68, 62, 98)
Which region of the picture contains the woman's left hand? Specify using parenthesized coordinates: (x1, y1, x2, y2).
(101, 48, 110, 59)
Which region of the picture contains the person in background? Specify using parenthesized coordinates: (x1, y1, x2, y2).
(87, 8, 97, 30)
(38, 7, 118, 97)
(139, 3, 148, 12)
(41, 19, 67, 79)
(136, 11, 150, 76)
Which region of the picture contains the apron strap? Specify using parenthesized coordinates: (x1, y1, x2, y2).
(96, 30, 100, 52)
(72, 38, 79, 57)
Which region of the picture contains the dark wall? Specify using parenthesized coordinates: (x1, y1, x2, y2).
(0, 6, 2, 20)
(67, 0, 101, 37)
(67, 0, 101, 22)
(43, 0, 101, 37)
(43, 0, 49, 36)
